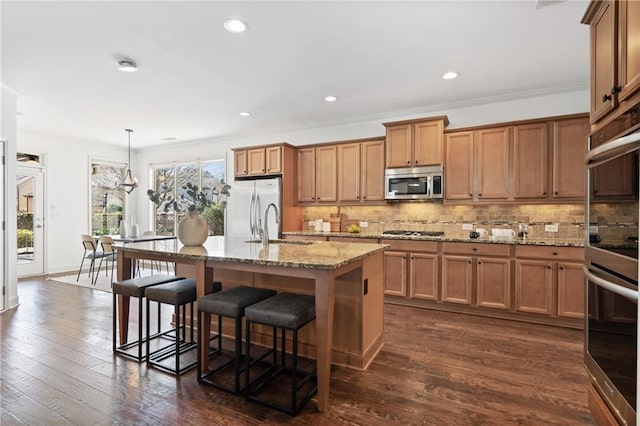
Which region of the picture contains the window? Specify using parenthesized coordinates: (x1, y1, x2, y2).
(91, 162, 125, 235)
(150, 159, 227, 235)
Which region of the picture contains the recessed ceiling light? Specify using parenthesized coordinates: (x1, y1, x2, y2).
(324, 95, 339, 102)
(117, 60, 139, 73)
(442, 71, 458, 80)
(239, 111, 251, 117)
(163, 137, 177, 141)
(224, 18, 248, 33)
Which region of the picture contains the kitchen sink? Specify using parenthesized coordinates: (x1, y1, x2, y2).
(244, 239, 315, 245)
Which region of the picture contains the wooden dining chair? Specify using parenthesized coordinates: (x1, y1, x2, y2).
(95, 235, 117, 285)
(76, 234, 109, 284)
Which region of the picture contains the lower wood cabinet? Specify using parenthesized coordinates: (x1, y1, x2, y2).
(383, 239, 438, 300)
(442, 242, 511, 310)
(515, 246, 585, 319)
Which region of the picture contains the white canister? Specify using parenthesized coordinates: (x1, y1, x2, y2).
(119, 220, 128, 238)
(314, 219, 323, 232)
(129, 224, 139, 238)
(322, 222, 331, 232)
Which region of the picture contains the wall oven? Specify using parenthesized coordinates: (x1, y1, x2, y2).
(585, 103, 640, 426)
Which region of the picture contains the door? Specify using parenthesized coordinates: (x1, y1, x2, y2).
(17, 166, 44, 276)
(0, 141, 4, 311)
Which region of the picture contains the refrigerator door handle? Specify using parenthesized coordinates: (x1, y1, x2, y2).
(249, 193, 256, 238)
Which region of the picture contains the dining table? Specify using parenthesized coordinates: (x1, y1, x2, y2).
(114, 236, 387, 413)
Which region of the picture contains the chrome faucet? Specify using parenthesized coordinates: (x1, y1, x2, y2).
(262, 203, 280, 247)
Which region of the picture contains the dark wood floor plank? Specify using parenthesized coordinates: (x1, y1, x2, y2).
(0, 277, 594, 425)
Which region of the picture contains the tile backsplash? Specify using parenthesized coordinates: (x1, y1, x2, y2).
(302, 203, 590, 240)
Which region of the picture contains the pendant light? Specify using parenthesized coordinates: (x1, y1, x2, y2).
(118, 128, 138, 194)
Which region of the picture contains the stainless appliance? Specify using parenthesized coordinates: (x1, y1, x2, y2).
(384, 165, 443, 201)
(226, 177, 281, 240)
(585, 104, 640, 426)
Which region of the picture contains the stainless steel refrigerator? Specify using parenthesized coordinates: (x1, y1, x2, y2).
(225, 177, 281, 240)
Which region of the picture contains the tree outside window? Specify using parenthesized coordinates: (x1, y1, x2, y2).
(151, 160, 227, 235)
(91, 163, 125, 235)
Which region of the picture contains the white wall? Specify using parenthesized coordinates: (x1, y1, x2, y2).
(18, 133, 130, 274)
(18, 88, 589, 275)
(2, 87, 19, 309)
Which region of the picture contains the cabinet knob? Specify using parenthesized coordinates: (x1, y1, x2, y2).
(407, 161, 410, 165)
(554, 191, 558, 195)
(552, 252, 558, 256)
(472, 247, 477, 251)
(478, 193, 482, 197)
(560, 266, 564, 271)
(415, 160, 418, 164)
(363, 196, 366, 199)
(468, 261, 472, 264)
(469, 194, 473, 197)
(602, 93, 612, 102)
(478, 261, 482, 265)
(411, 256, 414, 260)
(547, 265, 552, 270)
(543, 191, 546, 195)
(611, 86, 622, 95)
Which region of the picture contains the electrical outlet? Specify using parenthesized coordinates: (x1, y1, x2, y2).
(462, 223, 473, 230)
(359, 221, 369, 228)
(545, 224, 559, 233)
(589, 225, 599, 233)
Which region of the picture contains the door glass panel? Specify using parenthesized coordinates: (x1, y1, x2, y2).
(16, 174, 35, 262)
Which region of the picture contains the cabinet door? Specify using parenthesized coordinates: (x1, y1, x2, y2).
(386, 124, 412, 168)
(315, 145, 338, 202)
(552, 118, 588, 198)
(589, 0, 617, 123)
(296, 148, 316, 202)
(512, 123, 547, 199)
(384, 251, 407, 296)
(414, 120, 443, 166)
(444, 131, 474, 200)
(475, 127, 510, 200)
(618, 1, 640, 103)
(265, 146, 282, 174)
(361, 140, 385, 202)
(476, 257, 511, 310)
(247, 148, 266, 175)
(515, 259, 553, 315)
(234, 150, 248, 177)
(442, 255, 473, 305)
(409, 253, 438, 300)
(338, 143, 361, 202)
(557, 262, 585, 319)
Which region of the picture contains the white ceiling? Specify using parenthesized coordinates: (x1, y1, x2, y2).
(1, 0, 591, 149)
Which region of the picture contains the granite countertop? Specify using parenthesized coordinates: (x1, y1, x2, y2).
(116, 236, 388, 270)
(283, 231, 585, 248)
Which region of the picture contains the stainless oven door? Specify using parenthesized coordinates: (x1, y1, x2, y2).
(584, 264, 637, 426)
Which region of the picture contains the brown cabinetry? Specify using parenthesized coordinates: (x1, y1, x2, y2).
(296, 145, 337, 203)
(234, 145, 283, 178)
(384, 116, 449, 168)
(515, 246, 584, 318)
(583, 0, 640, 126)
(445, 114, 588, 203)
(382, 240, 438, 301)
(337, 139, 385, 203)
(442, 242, 511, 310)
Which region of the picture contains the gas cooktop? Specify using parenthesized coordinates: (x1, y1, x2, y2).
(382, 230, 444, 237)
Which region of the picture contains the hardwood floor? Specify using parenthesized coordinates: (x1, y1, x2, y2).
(1, 277, 594, 425)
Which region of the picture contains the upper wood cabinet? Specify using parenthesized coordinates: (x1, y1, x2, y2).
(582, 0, 640, 125)
(444, 114, 588, 204)
(296, 145, 337, 203)
(337, 139, 385, 203)
(233, 145, 283, 178)
(384, 116, 449, 168)
(552, 117, 589, 199)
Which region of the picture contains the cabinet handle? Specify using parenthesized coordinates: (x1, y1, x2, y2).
(468, 261, 472, 264)
(469, 193, 473, 197)
(547, 265, 552, 269)
(407, 161, 410, 165)
(611, 86, 622, 95)
(552, 252, 558, 256)
(478, 261, 482, 265)
(543, 191, 546, 195)
(415, 160, 418, 164)
(602, 93, 612, 102)
(478, 193, 482, 197)
(411, 256, 414, 260)
(472, 247, 477, 251)
(560, 266, 564, 271)
(363, 196, 366, 199)
(554, 191, 559, 195)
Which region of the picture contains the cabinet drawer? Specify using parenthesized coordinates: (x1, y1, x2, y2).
(381, 239, 439, 252)
(515, 246, 584, 261)
(442, 242, 510, 257)
(331, 237, 379, 244)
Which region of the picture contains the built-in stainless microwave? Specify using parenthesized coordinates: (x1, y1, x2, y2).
(384, 165, 443, 201)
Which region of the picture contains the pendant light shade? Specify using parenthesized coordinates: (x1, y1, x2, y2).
(118, 129, 138, 194)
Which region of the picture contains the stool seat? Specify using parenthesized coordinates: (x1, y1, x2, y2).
(112, 273, 185, 362)
(198, 286, 276, 318)
(245, 293, 315, 329)
(197, 285, 276, 394)
(113, 274, 183, 298)
(145, 278, 197, 305)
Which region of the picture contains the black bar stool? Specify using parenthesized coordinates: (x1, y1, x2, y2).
(244, 292, 317, 415)
(112, 274, 185, 362)
(144, 278, 219, 375)
(197, 286, 276, 393)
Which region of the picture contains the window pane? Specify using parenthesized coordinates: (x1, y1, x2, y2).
(91, 164, 124, 235)
(201, 160, 227, 235)
(154, 167, 176, 234)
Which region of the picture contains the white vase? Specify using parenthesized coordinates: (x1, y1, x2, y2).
(177, 211, 209, 246)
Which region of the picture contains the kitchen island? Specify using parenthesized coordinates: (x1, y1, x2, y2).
(115, 236, 387, 413)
